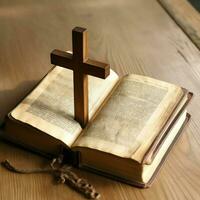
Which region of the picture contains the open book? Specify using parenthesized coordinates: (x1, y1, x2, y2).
(3, 66, 192, 187)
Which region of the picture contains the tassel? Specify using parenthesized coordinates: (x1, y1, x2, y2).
(1, 155, 100, 199)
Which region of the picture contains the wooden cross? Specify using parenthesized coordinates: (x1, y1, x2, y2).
(50, 27, 110, 128)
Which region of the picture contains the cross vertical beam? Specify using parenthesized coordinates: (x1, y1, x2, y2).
(72, 27, 88, 127)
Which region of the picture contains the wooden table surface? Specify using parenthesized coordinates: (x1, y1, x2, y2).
(0, 0, 200, 199)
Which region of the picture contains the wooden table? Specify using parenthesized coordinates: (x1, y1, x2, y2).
(0, 0, 200, 199)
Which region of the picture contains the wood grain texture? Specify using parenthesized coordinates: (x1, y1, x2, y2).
(158, 0, 200, 50)
(0, 0, 200, 199)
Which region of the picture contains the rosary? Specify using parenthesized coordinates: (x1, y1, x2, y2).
(1, 155, 100, 199)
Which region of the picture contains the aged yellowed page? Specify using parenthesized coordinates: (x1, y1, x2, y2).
(11, 66, 119, 147)
(73, 74, 184, 163)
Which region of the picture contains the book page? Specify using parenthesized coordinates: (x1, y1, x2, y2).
(11, 66, 119, 147)
(73, 74, 184, 163)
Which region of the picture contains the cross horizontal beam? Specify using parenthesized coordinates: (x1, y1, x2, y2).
(51, 49, 110, 79)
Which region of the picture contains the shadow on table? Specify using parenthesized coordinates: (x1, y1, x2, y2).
(188, 0, 200, 12)
(0, 80, 38, 126)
